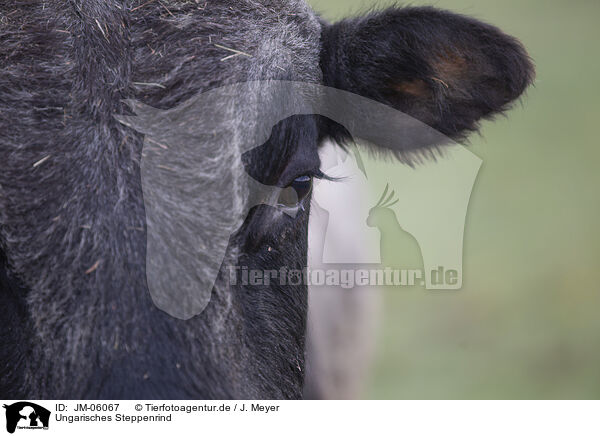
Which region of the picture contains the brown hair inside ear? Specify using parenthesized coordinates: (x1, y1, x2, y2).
(432, 50, 468, 84)
(392, 78, 431, 98)
(392, 51, 468, 100)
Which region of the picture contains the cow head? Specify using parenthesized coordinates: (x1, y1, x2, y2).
(0, 1, 532, 399)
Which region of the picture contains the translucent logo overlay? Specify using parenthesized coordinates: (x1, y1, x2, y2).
(117, 81, 481, 319)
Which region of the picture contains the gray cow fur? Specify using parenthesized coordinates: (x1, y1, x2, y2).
(0, 0, 533, 399)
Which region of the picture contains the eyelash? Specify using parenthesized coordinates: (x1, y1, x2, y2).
(276, 170, 329, 211)
(303, 169, 332, 181)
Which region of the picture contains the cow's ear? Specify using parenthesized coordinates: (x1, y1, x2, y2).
(320, 7, 534, 143)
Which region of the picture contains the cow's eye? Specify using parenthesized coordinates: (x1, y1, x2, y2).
(291, 175, 313, 201)
(278, 175, 313, 209)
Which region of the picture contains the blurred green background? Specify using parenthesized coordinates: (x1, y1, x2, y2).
(308, 0, 600, 398)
